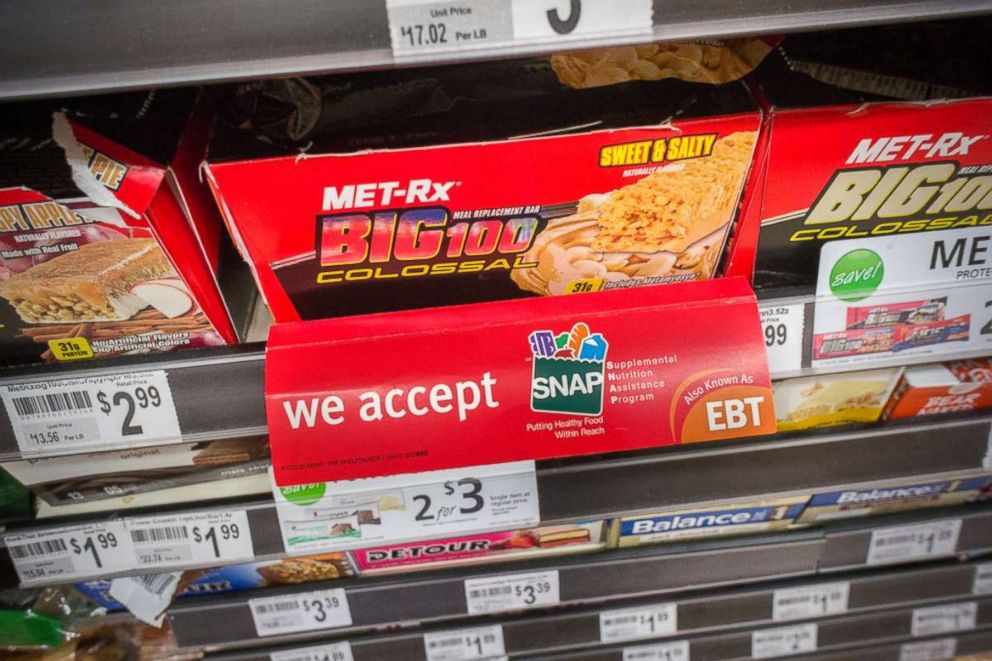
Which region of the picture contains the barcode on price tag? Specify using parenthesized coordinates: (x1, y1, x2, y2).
(772, 581, 850, 621)
(911, 601, 976, 637)
(759, 303, 806, 377)
(900, 638, 957, 661)
(249, 588, 352, 636)
(0, 371, 181, 454)
(600, 602, 677, 642)
(270, 642, 354, 661)
(751, 623, 817, 659)
(464, 570, 559, 614)
(386, 0, 653, 57)
(974, 563, 992, 594)
(128, 510, 254, 568)
(424, 625, 505, 661)
(622, 640, 690, 661)
(6, 521, 135, 585)
(866, 519, 961, 565)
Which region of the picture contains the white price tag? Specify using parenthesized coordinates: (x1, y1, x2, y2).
(911, 601, 976, 637)
(866, 519, 961, 565)
(464, 569, 559, 614)
(760, 303, 806, 377)
(974, 562, 992, 594)
(386, 0, 652, 56)
(108, 571, 181, 627)
(273, 461, 539, 554)
(600, 603, 677, 643)
(128, 510, 254, 568)
(900, 638, 957, 661)
(622, 641, 690, 661)
(751, 623, 817, 659)
(270, 642, 354, 661)
(249, 588, 352, 637)
(6, 521, 135, 585)
(1, 371, 181, 454)
(772, 581, 850, 621)
(424, 625, 505, 661)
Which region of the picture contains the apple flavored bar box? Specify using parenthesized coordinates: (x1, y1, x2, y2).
(204, 40, 772, 323)
(0, 89, 237, 364)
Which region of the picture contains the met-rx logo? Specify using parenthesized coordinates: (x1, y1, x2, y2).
(529, 322, 608, 416)
(322, 179, 457, 210)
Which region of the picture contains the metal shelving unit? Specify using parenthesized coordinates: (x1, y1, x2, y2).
(167, 503, 992, 650)
(211, 560, 992, 660)
(1, 0, 989, 100)
(4, 415, 990, 586)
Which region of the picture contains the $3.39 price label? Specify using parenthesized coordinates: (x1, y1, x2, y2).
(5, 521, 135, 585)
(464, 569, 560, 614)
(273, 461, 539, 553)
(249, 588, 352, 636)
(0, 370, 181, 454)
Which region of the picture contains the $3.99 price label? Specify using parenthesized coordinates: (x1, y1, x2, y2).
(249, 588, 352, 637)
(0, 370, 181, 454)
(6, 521, 135, 585)
(273, 461, 539, 553)
(464, 569, 560, 614)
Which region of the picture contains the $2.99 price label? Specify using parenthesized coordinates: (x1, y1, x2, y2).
(6, 521, 135, 585)
(464, 569, 560, 614)
(0, 370, 181, 454)
(759, 302, 806, 378)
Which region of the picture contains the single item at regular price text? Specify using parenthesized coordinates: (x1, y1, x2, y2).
(266, 278, 775, 483)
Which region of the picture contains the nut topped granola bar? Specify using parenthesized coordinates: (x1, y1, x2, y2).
(0, 238, 173, 323)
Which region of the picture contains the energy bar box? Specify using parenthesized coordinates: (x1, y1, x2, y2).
(728, 22, 992, 369)
(796, 474, 991, 524)
(612, 497, 807, 547)
(773, 367, 902, 432)
(0, 90, 238, 364)
(204, 41, 769, 323)
(352, 521, 605, 576)
(885, 358, 992, 419)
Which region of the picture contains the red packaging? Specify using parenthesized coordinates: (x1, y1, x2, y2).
(892, 315, 970, 352)
(813, 327, 896, 360)
(265, 277, 775, 485)
(205, 54, 763, 324)
(885, 358, 992, 419)
(0, 90, 237, 364)
(845, 298, 946, 330)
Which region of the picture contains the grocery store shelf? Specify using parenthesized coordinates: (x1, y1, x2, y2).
(1, 0, 990, 100)
(211, 560, 992, 659)
(3, 415, 990, 586)
(168, 503, 992, 650)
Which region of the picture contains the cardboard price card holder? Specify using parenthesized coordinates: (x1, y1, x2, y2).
(265, 277, 776, 486)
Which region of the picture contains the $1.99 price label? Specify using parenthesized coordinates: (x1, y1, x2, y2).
(6, 521, 135, 585)
(464, 569, 560, 614)
(423, 625, 505, 661)
(0, 370, 181, 454)
(128, 510, 254, 568)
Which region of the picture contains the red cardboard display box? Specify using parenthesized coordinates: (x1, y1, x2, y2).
(205, 45, 768, 324)
(266, 277, 775, 485)
(0, 90, 237, 364)
(885, 359, 992, 419)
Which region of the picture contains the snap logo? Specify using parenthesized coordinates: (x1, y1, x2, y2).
(529, 322, 608, 416)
